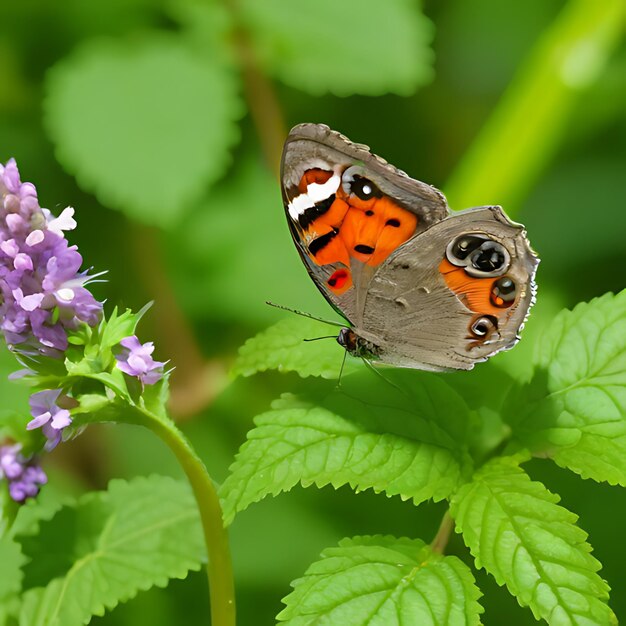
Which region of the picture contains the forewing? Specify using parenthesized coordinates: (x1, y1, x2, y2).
(281, 123, 449, 325)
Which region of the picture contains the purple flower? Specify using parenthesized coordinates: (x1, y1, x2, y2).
(0, 443, 47, 503)
(0, 159, 103, 356)
(115, 335, 164, 385)
(27, 389, 72, 450)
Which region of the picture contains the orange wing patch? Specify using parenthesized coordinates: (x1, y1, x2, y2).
(439, 258, 515, 317)
(339, 196, 418, 266)
(295, 168, 418, 295)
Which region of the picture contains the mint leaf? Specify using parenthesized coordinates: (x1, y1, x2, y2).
(220, 371, 473, 523)
(18, 476, 204, 626)
(510, 290, 626, 485)
(451, 456, 615, 625)
(233, 316, 354, 379)
(240, 0, 434, 96)
(44, 36, 242, 228)
(278, 536, 483, 625)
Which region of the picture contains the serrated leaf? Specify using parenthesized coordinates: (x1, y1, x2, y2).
(510, 290, 626, 485)
(451, 456, 615, 625)
(44, 36, 242, 227)
(233, 316, 357, 379)
(18, 475, 204, 626)
(240, 0, 434, 96)
(278, 535, 483, 626)
(220, 370, 473, 523)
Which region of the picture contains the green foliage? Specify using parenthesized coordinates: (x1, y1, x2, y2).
(278, 536, 483, 626)
(444, 0, 626, 214)
(220, 371, 473, 524)
(233, 316, 352, 379)
(510, 290, 626, 485)
(451, 456, 615, 625)
(168, 154, 331, 324)
(239, 0, 434, 96)
(0, 345, 31, 415)
(44, 36, 242, 228)
(0, 534, 26, 625)
(17, 476, 203, 626)
(2, 0, 626, 623)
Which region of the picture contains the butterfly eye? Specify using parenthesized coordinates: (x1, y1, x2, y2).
(470, 315, 498, 338)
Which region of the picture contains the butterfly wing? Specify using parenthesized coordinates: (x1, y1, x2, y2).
(359, 206, 539, 370)
(281, 123, 449, 325)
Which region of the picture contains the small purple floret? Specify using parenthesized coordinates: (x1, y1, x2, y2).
(0, 158, 103, 356)
(0, 443, 47, 503)
(27, 389, 72, 450)
(116, 335, 164, 385)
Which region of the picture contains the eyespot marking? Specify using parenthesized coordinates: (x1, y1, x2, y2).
(469, 315, 498, 340)
(446, 234, 510, 278)
(490, 276, 516, 308)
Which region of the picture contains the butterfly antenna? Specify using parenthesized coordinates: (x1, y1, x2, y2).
(303, 336, 337, 342)
(266, 301, 345, 328)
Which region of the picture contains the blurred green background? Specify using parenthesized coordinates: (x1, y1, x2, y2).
(1, 0, 625, 624)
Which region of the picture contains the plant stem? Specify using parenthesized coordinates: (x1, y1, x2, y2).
(430, 510, 454, 555)
(134, 407, 236, 626)
(225, 0, 287, 178)
(444, 0, 625, 216)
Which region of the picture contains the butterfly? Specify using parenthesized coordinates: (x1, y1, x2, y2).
(280, 123, 539, 371)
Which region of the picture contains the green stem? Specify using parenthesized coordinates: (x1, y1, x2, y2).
(444, 0, 625, 216)
(133, 407, 236, 626)
(430, 510, 454, 555)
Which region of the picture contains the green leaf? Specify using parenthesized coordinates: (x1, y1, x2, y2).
(278, 535, 483, 625)
(240, 0, 434, 96)
(168, 150, 339, 325)
(98, 305, 151, 351)
(220, 370, 473, 523)
(18, 476, 204, 626)
(70, 393, 120, 426)
(510, 290, 626, 485)
(233, 316, 355, 379)
(0, 342, 31, 426)
(0, 534, 26, 601)
(44, 36, 242, 228)
(451, 456, 615, 625)
(140, 374, 170, 419)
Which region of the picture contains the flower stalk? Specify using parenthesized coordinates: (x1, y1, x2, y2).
(0, 159, 236, 624)
(131, 407, 236, 626)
